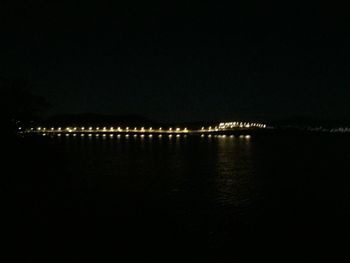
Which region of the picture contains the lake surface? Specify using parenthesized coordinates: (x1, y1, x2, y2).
(3, 133, 350, 262)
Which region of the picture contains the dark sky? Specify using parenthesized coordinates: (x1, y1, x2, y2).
(1, 1, 349, 122)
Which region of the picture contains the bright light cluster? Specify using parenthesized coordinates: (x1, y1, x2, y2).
(218, 122, 266, 129)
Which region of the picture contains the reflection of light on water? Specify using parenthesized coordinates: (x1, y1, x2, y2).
(215, 133, 256, 207)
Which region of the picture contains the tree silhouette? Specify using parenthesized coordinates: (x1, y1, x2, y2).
(0, 77, 49, 135)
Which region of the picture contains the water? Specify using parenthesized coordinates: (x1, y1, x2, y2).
(3, 133, 350, 262)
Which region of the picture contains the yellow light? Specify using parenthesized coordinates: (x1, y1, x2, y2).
(149, 134, 153, 138)
(133, 134, 137, 137)
(51, 127, 54, 131)
(117, 134, 121, 138)
(176, 134, 180, 137)
(159, 127, 162, 130)
(110, 134, 114, 138)
(110, 127, 114, 131)
(141, 134, 144, 138)
(58, 127, 62, 131)
(73, 127, 77, 130)
(125, 134, 129, 137)
(245, 135, 251, 139)
(103, 127, 106, 131)
(169, 134, 172, 138)
(89, 127, 92, 130)
(81, 127, 85, 130)
(118, 127, 121, 130)
(37, 127, 41, 131)
(96, 127, 99, 130)
(201, 127, 204, 130)
(88, 134, 92, 137)
(141, 127, 145, 131)
(134, 127, 137, 131)
(81, 134, 85, 137)
(158, 134, 162, 138)
(176, 128, 180, 131)
(169, 127, 172, 131)
(201, 134, 204, 137)
(149, 127, 152, 131)
(126, 127, 129, 130)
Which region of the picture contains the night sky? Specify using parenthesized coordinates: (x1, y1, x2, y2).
(1, 1, 349, 122)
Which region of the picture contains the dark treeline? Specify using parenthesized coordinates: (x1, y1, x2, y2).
(0, 77, 49, 136)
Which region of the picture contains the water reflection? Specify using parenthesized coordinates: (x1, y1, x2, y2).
(215, 136, 257, 208)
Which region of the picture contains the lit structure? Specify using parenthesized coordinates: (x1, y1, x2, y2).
(27, 121, 267, 137)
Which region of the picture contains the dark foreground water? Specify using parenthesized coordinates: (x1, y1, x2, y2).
(2, 133, 350, 262)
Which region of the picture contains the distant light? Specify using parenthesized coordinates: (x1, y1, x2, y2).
(81, 127, 85, 130)
(149, 127, 153, 131)
(51, 127, 54, 131)
(158, 134, 162, 138)
(149, 134, 153, 138)
(126, 127, 129, 130)
(81, 134, 85, 137)
(110, 127, 114, 131)
(245, 135, 251, 139)
(88, 134, 92, 137)
(125, 134, 129, 137)
(176, 128, 180, 131)
(110, 134, 114, 138)
(133, 134, 137, 137)
(58, 127, 62, 131)
(89, 127, 92, 130)
(96, 127, 100, 130)
(37, 127, 41, 131)
(201, 127, 204, 130)
(169, 127, 172, 131)
(201, 134, 205, 137)
(117, 134, 121, 138)
(103, 127, 107, 131)
(141, 127, 145, 131)
(159, 127, 162, 130)
(141, 134, 144, 138)
(102, 134, 106, 137)
(169, 134, 172, 138)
